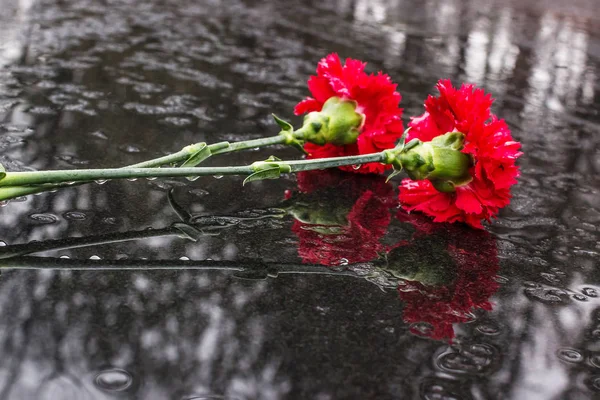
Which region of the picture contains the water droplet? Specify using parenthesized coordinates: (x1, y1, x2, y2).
(0, 241, 6, 247)
(475, 322, 501, 336)
(574, 294, 589, 302)
(352, 164, 361, 170)
(102, 217, 117, 224)
(436, 343, 500, 376)
(0, 201, 9, 207)
(585, 375, 600, 392)
(94, 368, 133, 392)
(59, 255, 70, 259)
(189, 188, 209, 196)
(557, 348, 583, 363)
(64, 211, 87, 221)
(179, 256, 190, 261)
(29, 213, 59, 224)
(89, 255, 101, 260)
(185, 176, 199, 182)
(212, 175, 223, 179)
(126, 178, 138, 182)
(119, 144, 142, 153)
(95, 179, 108, 185)
(589, 353, 600, 369)
(583, 288, 599, 298)
(524, 285, 569, 304)
(338, 258, 349, 266)
(146, 177, 157, 181)
(410, 322, 433, 336)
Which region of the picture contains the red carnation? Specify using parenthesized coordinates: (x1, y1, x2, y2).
(290, 170, 396, 266)
(395, 211, 500, 340)
(398, 80, 522, 228)
(294, 53, 404, 174)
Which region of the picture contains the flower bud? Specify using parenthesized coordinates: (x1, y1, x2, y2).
(399, 132, 472, 193)
(296, 97, 365, 146)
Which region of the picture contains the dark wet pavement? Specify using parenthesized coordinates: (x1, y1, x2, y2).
(0, 0, 599, 398)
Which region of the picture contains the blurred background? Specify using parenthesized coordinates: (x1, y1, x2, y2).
(0, 0, 599, 399)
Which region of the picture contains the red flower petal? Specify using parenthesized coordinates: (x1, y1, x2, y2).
(399, 80, 521, 228)
(295, 53, 403, 174)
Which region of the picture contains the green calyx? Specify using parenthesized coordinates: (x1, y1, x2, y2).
(398, 131, 472, 193)
(244, 156, 292, 185)
(295, 96, 364, 146)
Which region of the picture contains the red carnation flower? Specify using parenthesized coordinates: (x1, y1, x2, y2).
(295, 53, 404, 174)
(395, 211, 500, 340)
(398, 80, 522, 228)
(290, 170, 396, 266)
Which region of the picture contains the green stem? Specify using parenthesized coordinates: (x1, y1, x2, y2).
(0, 152, 386, 189)
(0, 134, 293, 201)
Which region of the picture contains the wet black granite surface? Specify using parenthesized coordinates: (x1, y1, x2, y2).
(0, 0, 599, 399)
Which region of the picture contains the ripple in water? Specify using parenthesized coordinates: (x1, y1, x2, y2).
(94, 368, 133, 392)
(436, 343, 500, 376)
(585, 375, 600, 392)
(64, 211, 87, 220)
(29, 213, 59, 224)
(556, 348, 584, 363)
(183, 396, 234, 400)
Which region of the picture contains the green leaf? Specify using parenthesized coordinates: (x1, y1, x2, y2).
(243, 167, 281, 185)
(181, 143, 211, 167)
(385, 167, 403, 183)
(0, 164, 5, 180)
(397, 127, 411, 150)
(290, 140, 308, 154)
(272, 114, 293, 132)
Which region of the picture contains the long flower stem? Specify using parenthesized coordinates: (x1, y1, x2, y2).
(0, 152, 386, 189)
(0, 134, 293, 201)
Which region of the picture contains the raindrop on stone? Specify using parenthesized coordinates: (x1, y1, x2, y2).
(95, 179, 108, 185)
(573, 294, 589, 302)
(556, 348, 584, 363)
(29, 213, 59, 224)
(589, 353, 600, 369)
(64, 211, 87, 221)
(585, 375, 600, 392)
(89, 255, 101, 260)
(93, 368, 133, 392)
(185, 176, 199, 182)
(189, 188, 209, 196)
(583, 288, 598, 298)
(212, 175, 223, 179)
(0, 241, 6, 247)
(475, 322, 501, 336)
(182, 396, 231, 400)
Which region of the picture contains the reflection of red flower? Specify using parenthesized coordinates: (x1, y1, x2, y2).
(398, 80, 522, 228)
(291, 170, 396, 266)
(295, 53, 404, 174)
(396, 211, 499, 340)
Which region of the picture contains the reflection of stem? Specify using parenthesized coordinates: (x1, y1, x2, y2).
(0, 208, 287, 259)
(0, 257, 363, 278)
